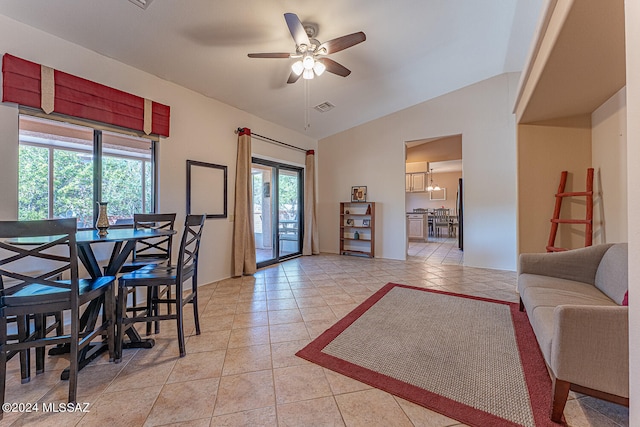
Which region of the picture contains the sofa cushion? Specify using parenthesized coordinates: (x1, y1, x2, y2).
(595, 243, 628, 305)
(518, 273, 612, 307)
(521, 283, 616, 311)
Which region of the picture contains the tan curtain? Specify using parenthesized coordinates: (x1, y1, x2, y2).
(303, 150, 319, 255)
(232, 128, 257, 276)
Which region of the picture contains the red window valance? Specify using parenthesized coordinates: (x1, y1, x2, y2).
(2, 53, 170, 137)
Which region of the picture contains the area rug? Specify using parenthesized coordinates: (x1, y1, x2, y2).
(296, 283, 563, 427)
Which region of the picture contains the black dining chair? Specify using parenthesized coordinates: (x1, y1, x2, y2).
(115, 214, 205, 361)
(0, 218, 116, 419)
(0, 283, 64, 384)
(119, 213, 177, 273)
(113, 213, 176, 335)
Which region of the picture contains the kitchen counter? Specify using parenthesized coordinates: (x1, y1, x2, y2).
(406, 213, 428, 241)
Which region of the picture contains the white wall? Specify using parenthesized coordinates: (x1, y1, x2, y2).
(625, 0, 640, 422)
(0, 14, 316, 285)
(318, 73, 519, 270)
(591, 87, 627, 244)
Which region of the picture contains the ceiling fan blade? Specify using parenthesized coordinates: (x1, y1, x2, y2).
(317, 58, 351, 77)
(248, 53, 291, 58)
(318, 32, 366, 55)
(284, 13, 310, 49)
(287, 70, 302, 84)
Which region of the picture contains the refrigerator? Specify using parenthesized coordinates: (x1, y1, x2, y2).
(457, 178, 463, 250)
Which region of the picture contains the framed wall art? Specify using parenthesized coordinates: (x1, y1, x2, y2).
(187, 160, 227, 219)
(429, 188, 446, 201)
(351, 186, 367, 202)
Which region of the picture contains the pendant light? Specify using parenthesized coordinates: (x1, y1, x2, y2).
(427, 168, 440, 192)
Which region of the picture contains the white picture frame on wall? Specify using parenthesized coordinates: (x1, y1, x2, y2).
(429, 188, 446, 201)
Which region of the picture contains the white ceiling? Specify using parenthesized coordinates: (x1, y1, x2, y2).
(0, 0, 543, 140)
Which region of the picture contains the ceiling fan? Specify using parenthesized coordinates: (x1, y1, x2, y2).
(248, 13, 366, 84)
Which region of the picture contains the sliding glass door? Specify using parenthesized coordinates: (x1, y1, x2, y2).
(252, 158, 303, 267)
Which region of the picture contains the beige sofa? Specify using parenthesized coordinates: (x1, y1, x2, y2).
(517, 243, 629, 422)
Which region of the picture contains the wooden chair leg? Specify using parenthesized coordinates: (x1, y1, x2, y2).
(551, 377, 570, 423)
(190, 276, 201, 335)
(105, 285, 116, 362)
(176, 283, 186, 357)
(115, 283, 127, 362)
(154, 287, 161, 334)
(0, 316, 7, 421)
(16, 316, 30, 384)
(68, 308, 80, 404)
(146, 287, 153, 336)
(34, 314, 45, 374)
(55, 311, 64, 337)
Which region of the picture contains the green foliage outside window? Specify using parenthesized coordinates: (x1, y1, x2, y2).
(18, 145, 49, 221)
(19, 145, 151, 227)
(53, 150, 93, 227)
(278, 173, 299, 220)
(102, 156, 145, 220)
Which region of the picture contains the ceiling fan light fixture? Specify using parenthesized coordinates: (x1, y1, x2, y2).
(302, 55, 315, 70)
(313, 61, 326, 76)
(248, 13, 365, 85)
(291, 61, 304, 75)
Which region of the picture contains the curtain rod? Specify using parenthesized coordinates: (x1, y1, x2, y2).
(235, 127, 307, 153)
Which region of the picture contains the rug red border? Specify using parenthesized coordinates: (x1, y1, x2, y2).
(296, 283, 564, 427)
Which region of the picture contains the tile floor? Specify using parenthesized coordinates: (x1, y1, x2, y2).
(1, 238, 629, 426)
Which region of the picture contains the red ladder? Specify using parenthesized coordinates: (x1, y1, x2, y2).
(546, 168, 594, 252)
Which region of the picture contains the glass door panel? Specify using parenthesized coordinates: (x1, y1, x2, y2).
(252, 158, 303, 268)
(278, 169, 300, 258)
(252, 163, 276, 264)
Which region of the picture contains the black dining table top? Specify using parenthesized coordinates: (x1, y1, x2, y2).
(9, 227, 175, 245)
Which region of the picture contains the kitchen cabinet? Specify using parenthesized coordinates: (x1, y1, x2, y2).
(407, 213, 427, 241)
(406, 173, 426, 192)
(406, 161, 428, 173)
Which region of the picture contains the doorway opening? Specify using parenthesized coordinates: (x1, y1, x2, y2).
(252, 158, 304, 268)
(405, 135, 464, 261)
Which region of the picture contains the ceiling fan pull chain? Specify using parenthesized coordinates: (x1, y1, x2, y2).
(304, 79, 311, 131)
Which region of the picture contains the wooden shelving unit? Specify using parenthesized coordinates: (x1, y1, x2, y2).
(340, 202, 375, 258)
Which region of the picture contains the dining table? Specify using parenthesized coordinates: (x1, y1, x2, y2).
(9, 226, 176, 379)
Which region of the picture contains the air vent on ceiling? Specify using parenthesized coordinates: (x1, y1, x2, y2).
(128, 0, 153, 9)
(314, 102, 335, 113)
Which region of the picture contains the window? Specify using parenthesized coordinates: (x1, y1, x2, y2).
(18, 115, 155, 228)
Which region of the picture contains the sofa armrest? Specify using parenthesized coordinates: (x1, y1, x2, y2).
(518, 244, 613, 285)
(550, 305, 628, 398)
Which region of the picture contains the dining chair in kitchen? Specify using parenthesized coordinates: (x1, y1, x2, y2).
(433, 208, 450, 237)
(115, 214, 205, 361)
(0, 218, 116, 419)
(449, 215, 459, 237)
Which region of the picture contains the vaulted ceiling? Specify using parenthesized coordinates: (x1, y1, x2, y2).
(0, 0, 543, 139)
